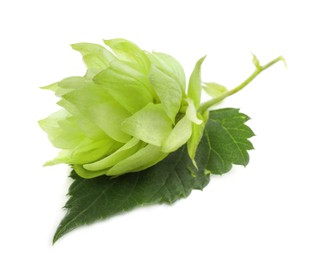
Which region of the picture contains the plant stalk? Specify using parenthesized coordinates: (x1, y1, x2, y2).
(198, 56, 285, 113)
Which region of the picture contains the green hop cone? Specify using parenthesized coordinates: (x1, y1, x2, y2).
(39, 38, 207, 178)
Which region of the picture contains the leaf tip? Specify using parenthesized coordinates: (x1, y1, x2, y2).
(198, 55, 207, 64)
(251, 53, 262, 69)
(279, 56, 288, 68)
(52, 227, 62, 245)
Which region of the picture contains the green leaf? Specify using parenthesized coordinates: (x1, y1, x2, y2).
(187, 56, 206, 108)
(251, 53, 261, 69)
(53, 108, 254, 243)
(53, 145, 209, 244)
(202, 108, 255, 174)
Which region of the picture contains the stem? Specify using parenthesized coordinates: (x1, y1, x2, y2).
(198, 56, 285, 114)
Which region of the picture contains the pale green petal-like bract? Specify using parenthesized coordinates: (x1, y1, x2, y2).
(61, 86, 131, 143)
(39, 110, 85, 149)
(93, 65, 153, 113)
(105, 144, 168, 176)
(187, 110, 209, 167)
(104, 38, 151, 75)
(149, 65, 182, 123)
(83, 138, 142, 171)
(71, 42, 115, 70)
(185, 98, 203, 125)
(188, 56, 206, 108)
(146, 51, 186, 92)
(162, 115, 192, 153)
(121, 103, 172, 147)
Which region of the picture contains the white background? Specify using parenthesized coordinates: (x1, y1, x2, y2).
(1, 0, 319, 259)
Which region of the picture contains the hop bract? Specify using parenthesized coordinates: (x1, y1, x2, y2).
(39, 39, 207, 178)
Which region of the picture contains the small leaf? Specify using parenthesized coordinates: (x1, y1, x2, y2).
(53, 108, 254, 243)
(251, 53, 262, 69)
(202, 108, 255, 174)
(187, 56, 206, 108)
(202, 82, 228, 98)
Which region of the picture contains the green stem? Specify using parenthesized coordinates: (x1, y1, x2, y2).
(198, 56, 285, 114)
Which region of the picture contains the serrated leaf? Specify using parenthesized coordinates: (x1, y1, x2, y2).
(202, 108, 255, 174)
(53, 108, 254, 243)
(53, 146, 210, 243)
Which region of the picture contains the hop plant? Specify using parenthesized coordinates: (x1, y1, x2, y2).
(40, 38, 284, 242)
(39, 39, 206, 178)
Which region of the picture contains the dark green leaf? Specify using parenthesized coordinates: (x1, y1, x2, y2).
(53, 108, 254, 243)
(53, 146, 209, 243)
(202, 108, 255, 174)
